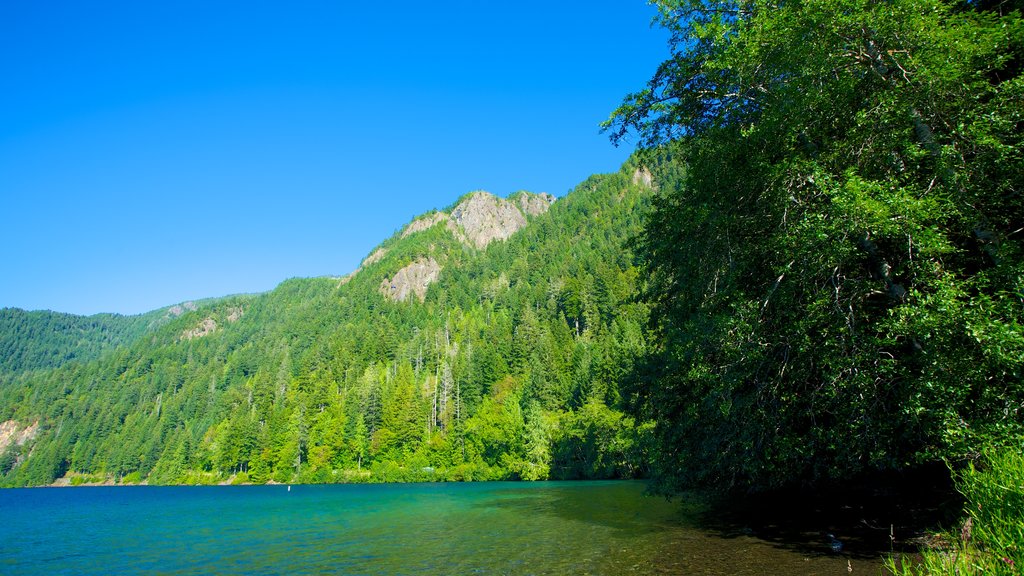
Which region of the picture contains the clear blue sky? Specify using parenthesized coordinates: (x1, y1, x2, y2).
(0, 1, 668, 316)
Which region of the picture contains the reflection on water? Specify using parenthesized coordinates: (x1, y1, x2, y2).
(0, 481, 884, 575)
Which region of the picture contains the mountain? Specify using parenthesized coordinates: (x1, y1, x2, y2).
(0, 159, 658, 486)
(0, 300, 226, 374)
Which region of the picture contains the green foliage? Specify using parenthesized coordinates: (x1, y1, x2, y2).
(0, 171, 655, 487)
(551, 399, 645, 479)
(0, 445, 20, 476)
(889, 448, 1024, 575)
(608, 0, 1024, 493)
(0, 308, 159, 373)
(68, 473, 103, 486)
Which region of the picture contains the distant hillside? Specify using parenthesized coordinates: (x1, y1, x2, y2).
(0, 157, 662, 487)
(0, 308, 161, 373)
(0, 299, 234, 374)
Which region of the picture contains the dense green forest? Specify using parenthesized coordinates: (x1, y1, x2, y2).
(605, 0, 1022, 492)
(602, 0, 1023, 572)
(0, 166, 657, 487)
(1, 0, 1022, 570)
(0, 306, 180, 374)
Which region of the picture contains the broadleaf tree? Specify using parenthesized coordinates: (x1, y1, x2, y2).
(606, 0, 1024, 492)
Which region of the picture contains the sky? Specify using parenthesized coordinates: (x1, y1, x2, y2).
(0, 1, 669, 316)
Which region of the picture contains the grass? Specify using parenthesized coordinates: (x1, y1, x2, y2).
(888, 448, 1024, 575)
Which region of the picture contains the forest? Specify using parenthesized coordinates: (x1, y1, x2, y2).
(603, 0, 1023, 573)
(0, 0, 1021, 573)
(0, 307, 175, 374)
(0, 166, 656, 488)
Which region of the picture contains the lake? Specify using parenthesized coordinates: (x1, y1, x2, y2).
(0, 481, 883, 575)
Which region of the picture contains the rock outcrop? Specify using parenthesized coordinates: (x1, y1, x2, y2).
(515, 192, 556, 216)
(355, 191, 554, 297)
(401, 192, 554, 250)
(401, 212, 448, 238)
(447, 192, 536, 250)
(0, 420, 38, 455)
(338, 247, 389, 286)
(226, 307, 244, 323)
(632, 167, 654, 189)
(379, 258, 442, 302)
(182, 317, 218, 340)
(362, 247, 388, 267)
(181, 307, 243, 340)
(165, 301, 198, 319)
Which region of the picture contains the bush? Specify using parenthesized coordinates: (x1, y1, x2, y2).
(889, 448, 1024, 575)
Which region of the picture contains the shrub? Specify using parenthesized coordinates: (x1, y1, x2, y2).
(889, 448, 1024, 575)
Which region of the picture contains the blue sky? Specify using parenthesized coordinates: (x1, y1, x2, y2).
(0, 1, 668, 315)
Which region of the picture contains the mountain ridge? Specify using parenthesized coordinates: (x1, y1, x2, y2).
(338, 190, 554, 294)
(0, 298, 240, 374)
(0, 159, 658, 487)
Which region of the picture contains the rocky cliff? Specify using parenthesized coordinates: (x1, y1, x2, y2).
(0, 420, 37, 456)
(515, 191, 557, 216)
(379, 258, 442, 302)
(447, 191, 553, 250)
(373, 191, 555, 302)
(401, 212, 448, 238)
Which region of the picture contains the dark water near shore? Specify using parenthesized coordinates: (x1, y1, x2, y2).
(0, 481, 883, 575)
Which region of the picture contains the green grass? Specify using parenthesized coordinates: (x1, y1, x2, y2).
(889, 448, 1024, 575)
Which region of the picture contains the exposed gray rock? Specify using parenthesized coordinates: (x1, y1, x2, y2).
(362, 247, 388, 268)
(351, 191, 555, 294)
(339, 247, 389, 286)
(447, 192, 528, 250)
(165, 301, 198, 319)
(515, 192, 556, 216)
(226, 307, 244, 323)
(380, 257, 442, 302)
(0, 419, 38, 455)
(182, 317, 217, 340)
(632, 166, 654, 189)
(401, 212, 448, 238)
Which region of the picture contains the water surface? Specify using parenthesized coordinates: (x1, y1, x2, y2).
(0, 481, 883, 575)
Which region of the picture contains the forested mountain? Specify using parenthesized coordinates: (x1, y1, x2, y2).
(2, 2, 1021, 571)
(0, 160, 657, 486)
(0, 303, 218, 374)
(3, 13, 1019, 563)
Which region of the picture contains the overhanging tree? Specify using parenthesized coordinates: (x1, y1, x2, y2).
(606, 0, 1024, 492)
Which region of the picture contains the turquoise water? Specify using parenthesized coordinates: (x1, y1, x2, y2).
(0, 481, 882, 575)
